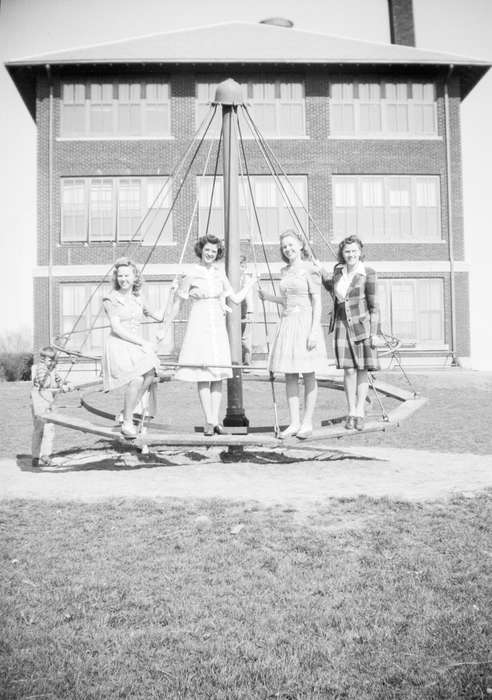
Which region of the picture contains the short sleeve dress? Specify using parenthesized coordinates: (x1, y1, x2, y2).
(102, 290, 160, 391)
(174, 264, 233, 383)
(268, 262, 328, 375)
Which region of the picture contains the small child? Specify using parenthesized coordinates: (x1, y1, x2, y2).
(31, 346, 73, 468)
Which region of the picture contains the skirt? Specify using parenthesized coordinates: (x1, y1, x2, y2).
(102, 333, 160, 391)
(268, 305, 328, 375)
(334, 309, 380, 371)
(175, 298, 233, 382)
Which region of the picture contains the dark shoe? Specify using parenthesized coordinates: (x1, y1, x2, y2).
(204, 423, 214, 436)
(344, 416, 355, 430)
(213, 424, 228, 435)
(32, 458, 40, 468)
(355, 417, 365, 431)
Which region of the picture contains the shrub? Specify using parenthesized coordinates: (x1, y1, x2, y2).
(0, 352, 34, 381)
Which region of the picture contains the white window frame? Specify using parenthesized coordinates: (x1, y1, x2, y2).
(60, 80, 172, 139)
(197, 174, 308, 243)
(332, 175, 441, 242)
(377, 277, 445, 348)
(60, 177, 173, 245)
(330, 80, 438, 138)
(195, 79, 306, 139)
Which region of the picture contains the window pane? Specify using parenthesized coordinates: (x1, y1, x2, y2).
(145, 104, 171, 136)
(250, 103, 277, 136)
(359, 104, 382, 132)
(61, 284, 107, 354)
(142, 178, 172, 245)
(417, 279, 444, 343)
(61, 180, 86, 242)
(391, 282, 416, 341)
(89, 83, 113, 135)
(280, 82, 303, 100)
(89, 179, 113, 241)
(377, 281, 391, 335)
(278, 103, 304, 136)
(199, 174, 307, 242)
(146, 83, 169, 102)
(145, 83, 171, 135)
(387, 177, 412, 241)
(252, 82, 275, 100)
(62, 82, 86, 136)
(117, 82, 141, 135)
(118, 179, 142, 241)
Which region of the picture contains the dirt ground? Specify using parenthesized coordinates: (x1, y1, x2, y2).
(2, 443, 491, 507)
(1, 372, 491, 507)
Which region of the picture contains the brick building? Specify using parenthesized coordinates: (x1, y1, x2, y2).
(5, 1, 490, 365)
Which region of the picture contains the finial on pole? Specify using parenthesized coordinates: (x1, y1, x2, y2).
(213, 79, 244, 106)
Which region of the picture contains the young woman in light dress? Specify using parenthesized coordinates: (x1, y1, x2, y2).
(102, 258, 162, 437)
(165, 235, 256, 436)
(259, 230, 328, 439)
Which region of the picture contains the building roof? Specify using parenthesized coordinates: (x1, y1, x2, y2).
(6, 21, 490, 116)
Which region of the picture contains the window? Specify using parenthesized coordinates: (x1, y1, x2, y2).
(60, 282, 175, 355)
(333, 175, 441, 242)
(61, 80, 171, 137)
(197, 175, 308, 243)
(377, 278, 445, 347)
(61, 177, 173, 244)
(61, 179, 86, 242)
(61, 284, 108, 355)
(330, 80, 437, 137)
(196, 80, 306, 138)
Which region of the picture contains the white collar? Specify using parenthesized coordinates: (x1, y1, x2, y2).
(342, 261, 366, 278)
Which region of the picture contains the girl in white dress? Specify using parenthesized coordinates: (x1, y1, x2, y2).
(259, 230, 327, 439)
(165, 235, 255, 436)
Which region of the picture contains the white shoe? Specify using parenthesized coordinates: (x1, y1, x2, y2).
(279, 424, 300, 439)
(121, 421, 137, 438)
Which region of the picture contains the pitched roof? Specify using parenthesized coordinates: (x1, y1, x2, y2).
(6, 21, 490, 116)
(7, 21, 489, 67)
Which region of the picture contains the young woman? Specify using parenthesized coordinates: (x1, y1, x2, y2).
(102, 258, 162, 437)
(165, 235, 255, 436)
(321, 235, 379, 431)
(259, 229, 327, 439)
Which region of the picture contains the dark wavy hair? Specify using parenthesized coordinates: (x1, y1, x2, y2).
(194, 235, 225, 261)
(279, 229, 310, 264)
(111, 257, 143, 294)
(337, 235, 365, 264)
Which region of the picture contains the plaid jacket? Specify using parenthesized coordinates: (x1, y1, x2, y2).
(322, 264, 379, 342)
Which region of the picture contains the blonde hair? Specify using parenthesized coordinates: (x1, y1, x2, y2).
(279, 229, 310, 263)
(111, 257, 143, 295)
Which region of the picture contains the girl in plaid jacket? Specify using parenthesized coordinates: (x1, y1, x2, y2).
(321, 235, 380, 431)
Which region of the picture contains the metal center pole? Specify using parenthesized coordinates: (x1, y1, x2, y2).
(215, 79, 249, 434)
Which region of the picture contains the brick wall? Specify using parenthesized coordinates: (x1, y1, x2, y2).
(33, 66, 470, 358)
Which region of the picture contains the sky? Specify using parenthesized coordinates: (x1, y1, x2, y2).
(1, 0, 491, 366)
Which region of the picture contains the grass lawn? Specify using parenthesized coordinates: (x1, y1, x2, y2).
(1, 370, 492, 458)
(1, 372, 490, 698)
(1, 496, 490, 699)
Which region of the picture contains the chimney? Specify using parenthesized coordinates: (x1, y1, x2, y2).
(387, 0, 416, 46)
